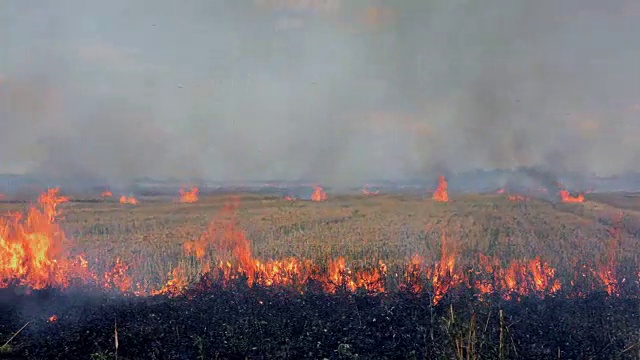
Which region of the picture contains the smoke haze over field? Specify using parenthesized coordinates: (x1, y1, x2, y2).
(1, 0, 640, 187)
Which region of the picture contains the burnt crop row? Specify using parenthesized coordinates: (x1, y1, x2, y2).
(0, 285, 638, 360)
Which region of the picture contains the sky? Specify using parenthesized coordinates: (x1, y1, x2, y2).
(1, 0, 639, 186)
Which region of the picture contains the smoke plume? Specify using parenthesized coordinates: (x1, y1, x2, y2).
(1, 0, 639, 188)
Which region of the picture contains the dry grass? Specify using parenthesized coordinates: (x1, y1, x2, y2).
(2, 192, 639, 290)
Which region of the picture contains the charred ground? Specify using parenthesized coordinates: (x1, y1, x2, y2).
(1, 287, 638, 359)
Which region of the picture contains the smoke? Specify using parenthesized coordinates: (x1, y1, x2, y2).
(1, 0, 639, 188)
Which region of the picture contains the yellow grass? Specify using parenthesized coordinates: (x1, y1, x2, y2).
(2, 192, 638, 290)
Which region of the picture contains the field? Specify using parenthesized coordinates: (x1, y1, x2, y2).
(1, 190, 640, 359)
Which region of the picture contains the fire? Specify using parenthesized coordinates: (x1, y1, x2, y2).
(428, 230, 460, 304)
(103, 258, 133, 293)
(399, 229, 562, 304)
(0, 188, 93, 289)
(311, 186, 327, 202)
(179, 187, 199, 203)
(39, 188, 70, 222)
(593, 212, 622, 296)
(100, 191, 113, 198)
(154, 200, 386, 296)
(152, 266, 189, 297)
(119, 195, 138, 205)
(432, 176, 448, 202)
(48, 314, 57, 322)
(507, 194, 529, 202)
(473, 255, 561, 301)
(284, 195, 296, 201)
(0, 190, 627, 304)
(559, 190, 584, 203)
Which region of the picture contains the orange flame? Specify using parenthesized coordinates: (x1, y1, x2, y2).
(311, 186, 327, 202)
(103, 258, 133, 293)
(154, 200, 386, 296)
(428, 230, 460, 304)
(399, 229, 562, 304)
(593, 212, 621, 296)
(39, 188, 70, 223)
(507, 194, 529, 202)
(48, 314, 57, 322)
(0, 188, 93, 289)
(559, 190, 584, 203)
(100, 191, 113, 198)
(432, 176, 448, 202)
(284, 195, 296, 201)
(119, 195, 138, 205)
(0, 190, 625, 303)
(179, 187, 199, 203)
(474, 255, 561, 301)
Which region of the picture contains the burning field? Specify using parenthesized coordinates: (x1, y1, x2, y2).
(0, 186, 639, 359)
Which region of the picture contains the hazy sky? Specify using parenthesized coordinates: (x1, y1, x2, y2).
(1, 0, 639, 185)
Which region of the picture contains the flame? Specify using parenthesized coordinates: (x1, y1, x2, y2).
(119, 195, 138, 205)
(0, 190, 627, 304)
(507, 194, 529, 202)
(179, 187, 199, 203)
(152, 266, 189, 297)
(48, 314, 57, 322)
(432, 176, 448, 202)
(428, 230, 460, 304)
(399, 230, 562, 304)
(103, 258, 133, 293)
(559, 189, 584, 203)
(284, 195, 296, 201)
(100, 191, 113, 198)
(0, 188, 93, 289)
(593, 212, 622, 296)
(474, 255, 561, 301)
(155, 200, 386, 296)
(39, 188, 70, 223)
(311, 186, 327, 202)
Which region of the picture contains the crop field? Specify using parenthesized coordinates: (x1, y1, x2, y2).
(1, 188, 640, 359)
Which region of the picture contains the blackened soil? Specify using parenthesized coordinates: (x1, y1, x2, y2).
(0, 286, 638, 360)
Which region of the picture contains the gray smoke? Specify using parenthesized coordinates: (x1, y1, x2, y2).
(1, 0, 639, 188)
